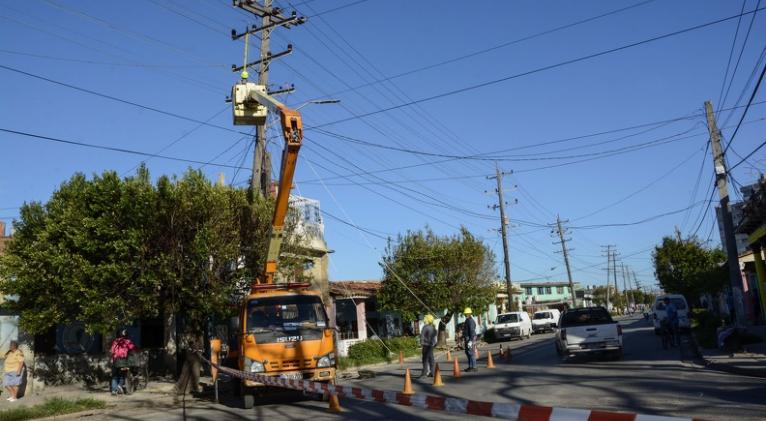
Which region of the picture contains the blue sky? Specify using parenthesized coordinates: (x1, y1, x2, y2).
(1, 0, 765, 290)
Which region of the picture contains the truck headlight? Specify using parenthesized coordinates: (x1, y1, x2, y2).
(316, 352, 335, 368)
(250, 361, 265, 373)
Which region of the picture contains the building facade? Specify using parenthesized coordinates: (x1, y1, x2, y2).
(519, 281, 581, 311)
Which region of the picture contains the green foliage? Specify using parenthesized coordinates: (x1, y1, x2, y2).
(652, 235, 727, 301)
(692, 308, 723, 349)
(344, 336, 420, 367)
(0, 398, 105, 421)
(378, 227, 498, 321)
(0, 168, 306, 336)
(591, 287, 655, 309)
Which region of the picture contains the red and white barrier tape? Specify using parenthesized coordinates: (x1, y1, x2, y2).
(201, 354, 709, 421)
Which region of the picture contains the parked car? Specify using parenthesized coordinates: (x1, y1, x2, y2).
(555, 306, 623, 360)
(652, 294, 690, 334)
(493, 312, 532, 341)
(532, 309, 561, 333)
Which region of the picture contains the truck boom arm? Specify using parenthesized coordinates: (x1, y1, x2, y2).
(233, 83, 303, 289)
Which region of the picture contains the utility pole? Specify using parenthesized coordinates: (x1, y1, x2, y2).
(705, 100, 746, 325)
(621, 263, 634, 310)
(488, 165, 515, 312)
(612, 249, 620, 311)
(553, 215, 578, 308)
(233, 0, 303, 197)
(602, 245, 613, 311)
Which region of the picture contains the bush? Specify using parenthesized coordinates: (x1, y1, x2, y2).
(692, 308, 723, 349)
(344, 336, 420, 368)
(0, 398, 105, 421)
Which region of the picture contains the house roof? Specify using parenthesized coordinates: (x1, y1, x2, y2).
(329, 280, 382, 298)
(519, 281, 581, 287)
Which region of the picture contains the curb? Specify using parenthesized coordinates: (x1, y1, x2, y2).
(690, 332, 766, 378)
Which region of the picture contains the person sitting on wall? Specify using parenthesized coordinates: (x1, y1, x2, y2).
(3, 341, 24, 402)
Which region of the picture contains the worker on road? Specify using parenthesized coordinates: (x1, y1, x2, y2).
(419, 314, 437, 378)
(463, 307, 477, 372)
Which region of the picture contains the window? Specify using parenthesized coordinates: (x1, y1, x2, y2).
(545, 287, 552, 294)
(525, 287, 533, 295)
(537, 287, 545, 295)
(557, 286, 564, 294)
(496, 314, 519, 324)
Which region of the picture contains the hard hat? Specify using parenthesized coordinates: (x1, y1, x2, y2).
(463, 307, 472, 315)
(424, 314, 434, 324)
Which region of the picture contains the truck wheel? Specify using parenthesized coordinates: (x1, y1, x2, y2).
(242, 393, 255, 409)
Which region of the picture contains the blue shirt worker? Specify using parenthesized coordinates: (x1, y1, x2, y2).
(462, 307, 477, 372)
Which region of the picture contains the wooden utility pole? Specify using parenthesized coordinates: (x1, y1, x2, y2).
(233, 0, 303, 197)
(705, 100, 746, 325)
(554, 215, 578, 308)
(489, 165, 515, 311)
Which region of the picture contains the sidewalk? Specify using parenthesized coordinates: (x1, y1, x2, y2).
(696, 324, 766, 378)
(0, 378, 177, 416)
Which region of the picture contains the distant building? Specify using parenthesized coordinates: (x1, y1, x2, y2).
(0, 221, 18, 354)
(519, 281, 582, 311)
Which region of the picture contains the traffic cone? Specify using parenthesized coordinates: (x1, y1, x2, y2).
(399, 350, 404, 365)
(402, 368, 414, 395)
(486, 350, 495, 368)
(432, 363, 444, 387)
(452, 356, 461, 378)
(446, 350, 452, 361)
(327, 394, 342, 412)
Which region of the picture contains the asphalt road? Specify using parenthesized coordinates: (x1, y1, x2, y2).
(100, 317, 764, 420)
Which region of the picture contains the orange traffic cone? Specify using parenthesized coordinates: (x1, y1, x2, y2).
(399, 350, 404, 365)
(432, 363, 444, 387)
(486, 350, 495, 368)
(446, 350, 452, 361)
(452, 356, 461, 378)
(402, 368, 414, 395)
(327, 394, 342, 412)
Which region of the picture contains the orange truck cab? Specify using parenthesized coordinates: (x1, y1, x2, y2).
(235, 283, 336, 408)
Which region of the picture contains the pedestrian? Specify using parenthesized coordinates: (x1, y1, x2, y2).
(462, 307, 477, 372)
(3, 341, 24, 402)
(662, 297, 679, 347)
(419, 314, 437, 378)
(110, 329, 136, 395)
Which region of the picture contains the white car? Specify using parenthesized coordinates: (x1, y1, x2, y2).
(555, 306, 623, 360)
(493, 312, 532, 340)
(653, 294, 690, 334)
(532, 309, 561, 333)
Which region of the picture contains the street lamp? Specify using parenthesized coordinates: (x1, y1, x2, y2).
(295, 99, 341, 110)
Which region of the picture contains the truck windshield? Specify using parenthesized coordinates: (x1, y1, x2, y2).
(247, 295, 327, 333)
(534, 312, 551, 320)
(496, 314, 519, 324)
(561, 308, 613, 327)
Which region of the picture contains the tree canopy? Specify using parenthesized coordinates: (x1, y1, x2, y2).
(652, 235, 727, 302)
(378, 226, 498, 321)
(0, 168, 306, 335)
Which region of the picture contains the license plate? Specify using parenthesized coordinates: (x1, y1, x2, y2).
(278, 373, 302, 380)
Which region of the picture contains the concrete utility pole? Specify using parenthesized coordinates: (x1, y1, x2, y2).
(621, 263, 634, 309)
(705, 100, 746, 325)
(554, 215, 578, 308)
(488, 165, 515, 312)
(612, 250, 620, 311)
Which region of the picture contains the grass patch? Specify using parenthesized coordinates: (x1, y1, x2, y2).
(341, 336, 420, 369)
(0, 397, 106, 421)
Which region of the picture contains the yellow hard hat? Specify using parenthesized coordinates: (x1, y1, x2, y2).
(424, 314, 435, 324)
(463, 307, 472, 315)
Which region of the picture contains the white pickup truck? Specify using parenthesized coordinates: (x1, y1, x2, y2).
(555, 307, 623, 360)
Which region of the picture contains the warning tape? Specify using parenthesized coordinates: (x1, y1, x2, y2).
(200, 354, 709, 421)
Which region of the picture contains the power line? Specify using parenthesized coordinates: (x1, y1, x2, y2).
(719, 0, 762, 115)
(569, 200, 713, 230)
(729, 137, 766, 171)
(309, 5, 766, 129)
(723, 57, 766, 153)
(0, 127, 251, 170)
(715, 0, 748, 116)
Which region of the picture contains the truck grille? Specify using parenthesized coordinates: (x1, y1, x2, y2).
(270, 359, 313, 370)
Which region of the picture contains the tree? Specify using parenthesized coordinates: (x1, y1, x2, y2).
(378, 226, 498, 322)
(652, 235, 727, 303)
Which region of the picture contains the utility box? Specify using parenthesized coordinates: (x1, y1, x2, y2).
(232, 82, 268, 125)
